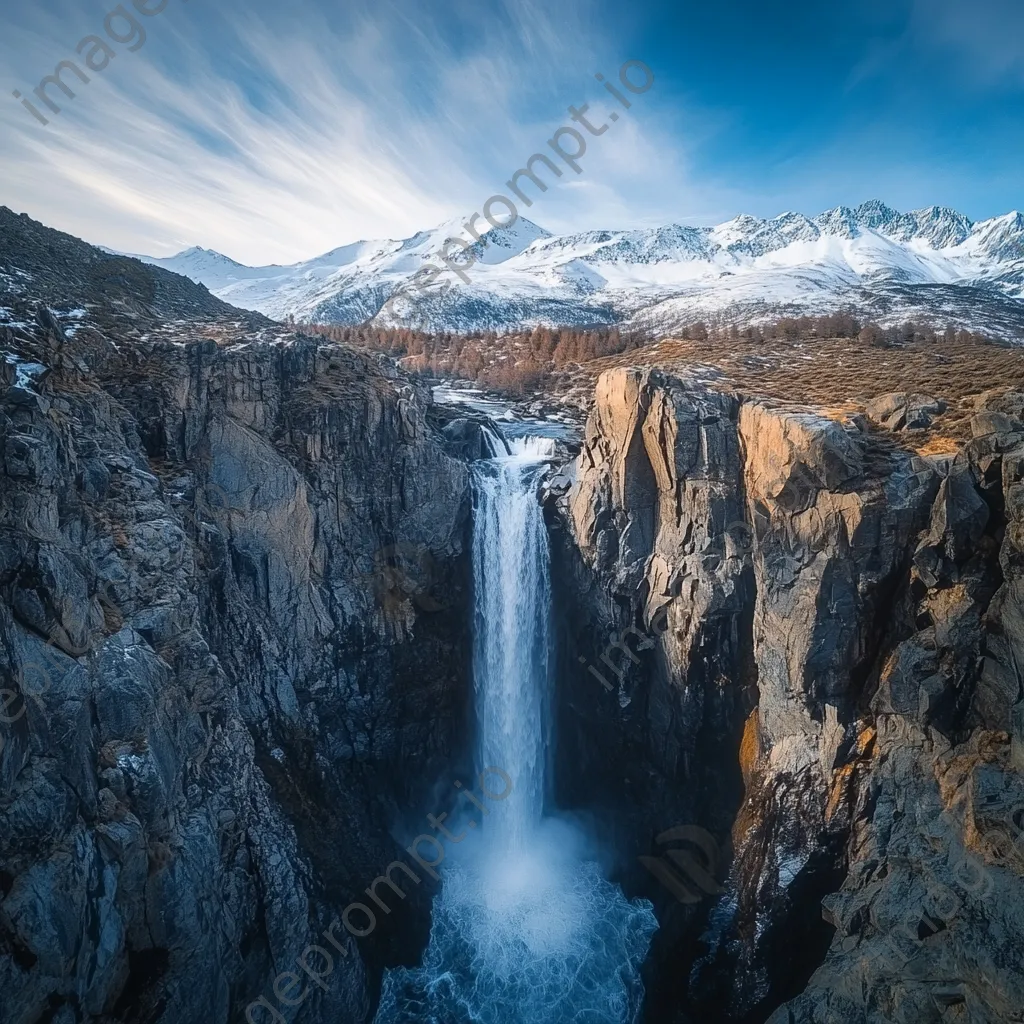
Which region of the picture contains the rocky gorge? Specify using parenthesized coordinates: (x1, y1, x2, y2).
(2, 207, 1023, 1024)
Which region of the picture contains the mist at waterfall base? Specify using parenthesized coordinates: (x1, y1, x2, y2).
(374, 437, 658, 1024)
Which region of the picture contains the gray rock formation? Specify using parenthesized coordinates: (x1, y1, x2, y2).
(1, 268, 473, 1020)
(550, 367, 1024, 1023)
(865, 392, 946, 431)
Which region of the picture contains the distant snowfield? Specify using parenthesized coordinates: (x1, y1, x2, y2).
(136, 201, 1024, 338)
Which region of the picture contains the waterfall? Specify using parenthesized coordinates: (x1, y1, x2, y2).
(479, 422, 511, 458)
(471, 437, 553, 851)
(375, 436, 657, 1024)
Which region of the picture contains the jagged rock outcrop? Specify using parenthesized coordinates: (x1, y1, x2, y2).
(550, 366, 1024, 1023)
(1, 293, 472, 1022)
(768, 412, 1024, 1024)
(865, 392, 946, 431)
(546, 367, 754, 1021)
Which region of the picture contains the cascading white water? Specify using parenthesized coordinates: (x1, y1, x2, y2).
(473, 436, 554, 853)
(375, 436, 657, 1024)
(479, 423, 511, 458)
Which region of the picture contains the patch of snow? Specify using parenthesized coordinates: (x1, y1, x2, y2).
(3, 353, 47, 391)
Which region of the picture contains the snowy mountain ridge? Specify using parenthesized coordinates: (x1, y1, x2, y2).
(139, 200, 1024, 338)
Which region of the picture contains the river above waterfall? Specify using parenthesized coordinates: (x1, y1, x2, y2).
(431, 382, 581, 441)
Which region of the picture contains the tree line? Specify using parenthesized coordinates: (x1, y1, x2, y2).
(300, 313, 999, 398)
(677, 314, 993, 347)
(301, 323, 648, 396)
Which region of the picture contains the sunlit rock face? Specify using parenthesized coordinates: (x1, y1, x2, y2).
(0, 299, 473, 1023)
(550, 366, 1024, 1023)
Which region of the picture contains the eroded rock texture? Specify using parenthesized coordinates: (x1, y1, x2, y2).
(1, 302, 471, 1023)
(551, 366, 1024, 1024)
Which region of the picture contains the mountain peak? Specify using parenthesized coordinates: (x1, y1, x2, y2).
(171, 245, 229, 259)
(972, 211, 1024, 262)
(854, 199, 901, 226)
(907, 206, 973, 247)
(809, 202, 974, 248)
(168, 245, 248, 266)
(130, 200, 1024, 337)
(423, 214, 551, 267)
(814, 205, 860, 239)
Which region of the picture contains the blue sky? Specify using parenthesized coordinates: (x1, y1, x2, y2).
(1, 0, 1021, 263)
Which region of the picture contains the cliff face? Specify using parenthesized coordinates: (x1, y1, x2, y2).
(0, 307, 472, 1023)
(551, 367, 1024, 1023)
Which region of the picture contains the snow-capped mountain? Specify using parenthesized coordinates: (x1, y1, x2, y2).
(140, 201, 1024, 338)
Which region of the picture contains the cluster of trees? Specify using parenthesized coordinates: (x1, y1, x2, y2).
(301, 323, 648, 396)
(677, 314, 993, 348)
(855, 322, 991, 348)
(301, 312, 997, 398)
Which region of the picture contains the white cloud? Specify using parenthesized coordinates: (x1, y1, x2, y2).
(0, 0, 704, 263)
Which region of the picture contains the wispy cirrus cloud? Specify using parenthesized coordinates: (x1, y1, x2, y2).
(7, 0, 1016, 266)
(0, 0, 697, 263)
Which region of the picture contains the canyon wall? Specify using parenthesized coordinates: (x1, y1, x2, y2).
(550, 366, 1024, 1023)
(0, 312, 473, 1023)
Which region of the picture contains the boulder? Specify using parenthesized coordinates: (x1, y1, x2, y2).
(865, 391, 946, 430)
(440, 416, 507, 460)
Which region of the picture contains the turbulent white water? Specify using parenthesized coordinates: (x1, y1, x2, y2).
(375, 437, 657, 1024)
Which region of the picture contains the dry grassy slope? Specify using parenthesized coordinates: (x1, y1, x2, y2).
(570, 334, 1024, 454)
